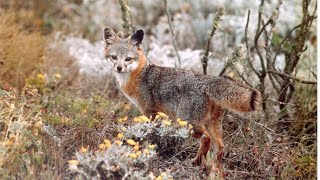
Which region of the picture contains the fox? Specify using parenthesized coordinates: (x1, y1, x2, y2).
(103, 27, 261, 173)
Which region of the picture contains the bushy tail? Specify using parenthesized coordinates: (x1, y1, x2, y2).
(206, 76, 261, 112)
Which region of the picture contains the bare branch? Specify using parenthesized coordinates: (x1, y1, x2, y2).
(235, 68, 253, 87)
(253, 0, 267, 78)
(272, 24, 301, 64)
(202, 6, 225, 75)
(264, 0, 283, 93)
(244, 10, 260, 76)
(267, 70, 316, 84)
(163, 0, 181, 68)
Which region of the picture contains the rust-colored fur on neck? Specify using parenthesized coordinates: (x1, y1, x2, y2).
(122, 50, 147, 101)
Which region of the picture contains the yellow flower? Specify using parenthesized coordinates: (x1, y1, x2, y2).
(136, 151, 141, 156)
(115, 140, 123, 145)
(37, 73, 45, 81)
(162, 120, 172, 126)
(148, 144, 156, 150)
(99, 143, 106, 150)
(54, 73, 62, 79)
(34, 120, 43, 129)
(32, 128, 39, 136)
(123, 104, 132, 110)
(129, 153, 137, 159)
(155, 115, 160, 120)
(133, 145, 140, 151)
(4, 140, 14, 147)
(176, 118, 182, 122)
(139, 115, 150, 122)
(133, 117, 142, 123)
(81, 147, 88, 153)
(188, 124, 193, 130)
(157, 112, 168, 118)
(104, 139, 111, 144)
(68, 160, 79, 165)
(61, 117, 70, 124)
(144, 149, 149, 155)
(117, 133, 124, 139)
(104, 139, 112, 148)
(155, 176, 163, 180)
(178, 121, 188, 127)
(122, 116, 128, 122)
(118, 116, 128, 123)
(160, 172, 167, 176)
(126, 139, 137, 146)
(81, 109, 88, 115)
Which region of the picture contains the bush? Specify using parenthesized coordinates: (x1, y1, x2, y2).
(68, 114, 193, 179)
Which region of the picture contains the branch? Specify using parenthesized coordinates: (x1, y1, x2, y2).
(272, 24, 301, 64)
(235, 68, 253, 87)
(299, 57, 317, 79)
(202, 6, 225, 75)
(264, 0, 283, 93)
(254, 0, 267, 78)
(119, 0, 134, 35)
(267, 70, 317, 84)
(163, 0, 181, 68)
(244, 10, 259, 76)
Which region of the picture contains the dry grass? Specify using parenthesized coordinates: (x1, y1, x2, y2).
(0, 74, 316, 179)
(0, 11, 46, 92)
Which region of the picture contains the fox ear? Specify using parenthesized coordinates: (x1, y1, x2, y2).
(130, 29, 144, 46)
(104, 27, 118, 46)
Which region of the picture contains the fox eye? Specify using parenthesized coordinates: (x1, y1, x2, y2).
(125, 57, 133, 62)
(110, 55, 118, 60)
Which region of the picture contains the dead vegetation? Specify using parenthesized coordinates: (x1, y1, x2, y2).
(0, 11, 46, 91)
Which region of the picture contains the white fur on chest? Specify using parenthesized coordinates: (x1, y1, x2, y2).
(113, 72, 141, 110)
(113, 72, 129, 87)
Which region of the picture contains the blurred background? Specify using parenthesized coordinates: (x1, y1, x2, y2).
(0, 0, 317, 179)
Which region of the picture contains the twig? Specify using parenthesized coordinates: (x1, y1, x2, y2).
(267, 70, 316, 84)
(272, 24, 301, 65)
(254, 0, 267, 77)
(163, 0, 181, 68)
(264, 0, 282, 93)
(202, 6, 225, 75)
(235, 68, 253, 87)
(299, 57, 317, 79)
(244, 10, 259, 77)
(254, 122, 275, 132)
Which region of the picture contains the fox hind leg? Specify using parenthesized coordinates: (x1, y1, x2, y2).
(208, 121, 224, 167)
(192, 126, 211, 166)
(207, 107, 224, 174)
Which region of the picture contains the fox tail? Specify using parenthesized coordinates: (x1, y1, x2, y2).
(207, 76, 261, 112)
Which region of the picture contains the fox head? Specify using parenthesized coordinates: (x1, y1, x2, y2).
(103, 27, 145, 73)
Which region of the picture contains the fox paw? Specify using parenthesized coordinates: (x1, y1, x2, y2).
(192, 156, 207, 167)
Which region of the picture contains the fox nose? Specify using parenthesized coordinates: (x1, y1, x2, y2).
(116, 66, 122, 72)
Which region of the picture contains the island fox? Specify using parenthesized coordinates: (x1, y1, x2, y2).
(103, 27, 261, 171)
